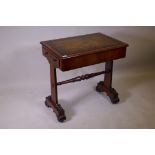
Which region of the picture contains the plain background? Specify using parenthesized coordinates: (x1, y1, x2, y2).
(0, 26, 155, 128)
(0, 0, 155, 154)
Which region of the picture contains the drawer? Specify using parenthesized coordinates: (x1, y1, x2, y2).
(59, 47, 126, 71)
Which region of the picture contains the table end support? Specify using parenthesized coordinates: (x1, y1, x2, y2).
(96, 61, 120, 104)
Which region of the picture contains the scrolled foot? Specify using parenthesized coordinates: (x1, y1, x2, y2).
(96, 81, 120, 104)
(96, 81, 104, 92)
(45, 100, 52, 108)
(57, 114, 66, 122)
(54, 103, 66, 122)
(108, 88, 119, 104)
(45, 96, 66, 122)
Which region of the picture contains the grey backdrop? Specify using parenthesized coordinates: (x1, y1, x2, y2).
(0, 26, 154, 87)
(0, 27, 155, 128)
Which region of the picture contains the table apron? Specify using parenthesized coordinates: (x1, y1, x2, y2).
(59, 47, 126, 71)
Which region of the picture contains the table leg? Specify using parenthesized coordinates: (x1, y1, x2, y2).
(96, 61, 119, 104)
(45, 64, 66, 122)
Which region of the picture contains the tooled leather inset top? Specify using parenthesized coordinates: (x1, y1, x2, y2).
(41, 33, 128, 57)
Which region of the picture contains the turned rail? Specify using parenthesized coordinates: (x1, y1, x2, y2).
(57, 70, 111, 86)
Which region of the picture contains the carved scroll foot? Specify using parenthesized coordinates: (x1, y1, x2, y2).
(45, 96, 66, 122)
(96, 81, 119, 104)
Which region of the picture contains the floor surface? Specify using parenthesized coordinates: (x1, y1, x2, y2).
(0, 68, 155, 129)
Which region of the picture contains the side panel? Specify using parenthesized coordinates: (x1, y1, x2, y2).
(42, 46, 60, 68)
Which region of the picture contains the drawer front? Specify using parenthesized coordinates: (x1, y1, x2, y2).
(59, 47, 126, 71)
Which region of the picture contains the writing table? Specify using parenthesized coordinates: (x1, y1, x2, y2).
(40, 33, 128, 122)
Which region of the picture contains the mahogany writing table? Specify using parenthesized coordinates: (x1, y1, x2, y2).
(40, 33, 128, 122)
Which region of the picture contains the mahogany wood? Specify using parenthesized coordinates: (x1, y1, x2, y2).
(40, 33, 128, 122)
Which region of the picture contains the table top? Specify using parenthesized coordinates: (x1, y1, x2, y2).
(40, 33, 128, 59)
